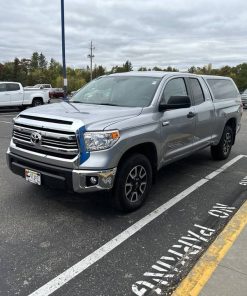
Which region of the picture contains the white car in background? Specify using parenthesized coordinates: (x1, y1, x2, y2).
(33, 84, 52, 89)
(0, 82, 50, 108)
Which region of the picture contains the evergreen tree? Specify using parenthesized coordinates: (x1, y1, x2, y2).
(30, 52, 39, 70)
(39, 52, 47, 70)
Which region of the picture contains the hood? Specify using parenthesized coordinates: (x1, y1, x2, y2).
(20, 102, 142, 130)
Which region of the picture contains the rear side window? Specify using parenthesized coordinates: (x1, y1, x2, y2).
(190, 78, 205, 105)
(0, 83, 7, 92)
(207, 79, 238, 100)
(162, 78, 188, 103)
(6, 83, 20, 91)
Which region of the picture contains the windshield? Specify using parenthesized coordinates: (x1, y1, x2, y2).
(70, 76, 161, 107)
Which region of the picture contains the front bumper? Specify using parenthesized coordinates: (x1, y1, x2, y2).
(6, 150, 117, 193)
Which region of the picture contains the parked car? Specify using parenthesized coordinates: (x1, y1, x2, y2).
(241, 89, 247, 108)
(0, 82, 50, 108)
(7, 72, 242, 211)
(33, 84, 52, 89)
(50, 88, 64, 98)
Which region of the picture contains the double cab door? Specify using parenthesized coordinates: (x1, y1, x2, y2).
(159, 76, 215, 164)
(0, 83, 11, 106)
(0, 83, 23, 107)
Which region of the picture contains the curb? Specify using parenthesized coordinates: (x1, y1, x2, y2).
(172, 200, 247, 296)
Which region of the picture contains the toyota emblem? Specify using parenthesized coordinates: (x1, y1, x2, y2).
(30, 132, 42, 145)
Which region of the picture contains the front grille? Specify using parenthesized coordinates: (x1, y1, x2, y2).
(12, 124, 79, 159)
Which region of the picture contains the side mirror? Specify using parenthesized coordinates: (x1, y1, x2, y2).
(159, 96, 191, 111)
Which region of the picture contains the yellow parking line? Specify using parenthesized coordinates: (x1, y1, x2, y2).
(172, 200, 247, 296)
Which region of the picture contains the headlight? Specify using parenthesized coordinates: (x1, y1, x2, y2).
(84, 130, 120, 151)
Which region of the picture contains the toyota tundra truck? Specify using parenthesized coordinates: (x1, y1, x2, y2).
(6, 72, 242, 211)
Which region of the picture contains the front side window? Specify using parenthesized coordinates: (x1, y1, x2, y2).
(0, 83, 7, 92)
(6, 83, 20, 91)
(207, 79, 239, 100)
(70, 76, 161, 107)
(162, 78, 188, 103)
(190, 78, 205, 105)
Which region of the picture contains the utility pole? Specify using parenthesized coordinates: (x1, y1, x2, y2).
(88, 41, 95, 81)
(60, 0, 67, 97)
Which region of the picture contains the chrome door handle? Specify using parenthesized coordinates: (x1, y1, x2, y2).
(162, 121, 170, 126)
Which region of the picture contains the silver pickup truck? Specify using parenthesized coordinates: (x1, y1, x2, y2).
(6, 72, 242, 211)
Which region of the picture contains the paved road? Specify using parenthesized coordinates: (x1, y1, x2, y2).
(0, 107, 246, 296)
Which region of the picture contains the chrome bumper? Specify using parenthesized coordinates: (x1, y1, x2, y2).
(72, 168, 117, 193)
(7, 149, 117, 193)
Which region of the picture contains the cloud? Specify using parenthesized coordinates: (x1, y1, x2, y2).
(0, 0, 247, 70)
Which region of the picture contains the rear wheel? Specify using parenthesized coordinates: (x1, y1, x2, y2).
(113, 154, 152, 212)
(211, 125, 234, 160)
(32, 98, 43, 107)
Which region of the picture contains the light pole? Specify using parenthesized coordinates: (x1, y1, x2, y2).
(61, 0, 67, 97)
(88, 41, 95, 81)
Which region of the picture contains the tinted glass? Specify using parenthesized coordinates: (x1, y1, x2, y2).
(6, 83, 20, 91)
(207, 79, 239, 100)
(71, 76, 161, 107)
(190, 78, 204, 105)
(162, 78, 188, 103)
(0, 83, 7, 92)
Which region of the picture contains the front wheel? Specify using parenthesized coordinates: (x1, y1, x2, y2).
(211, 125, 234, 160)
(113, 154, 152, 212)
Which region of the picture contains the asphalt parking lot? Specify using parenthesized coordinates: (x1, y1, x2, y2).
(0, 107, 246, 296)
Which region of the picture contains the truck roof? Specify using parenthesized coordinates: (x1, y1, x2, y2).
(108, 71, 198, 78)
(107, 72, 233, 81)
(0, 81, 20, 83)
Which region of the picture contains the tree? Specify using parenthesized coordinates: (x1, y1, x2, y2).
(39, 52, 47, 70)
(138, 67, 148, 71)
(123, 60, 132, 72)
(1, 53, 247, 92)
(152, 66, 162, 71)
(30, 52, 39, 70)
(13, 58, 20, 81)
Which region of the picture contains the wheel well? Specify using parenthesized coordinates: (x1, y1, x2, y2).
(118, 143, 158, 183)
(226, 118, 237, 144)
(32, 97, 43, 103)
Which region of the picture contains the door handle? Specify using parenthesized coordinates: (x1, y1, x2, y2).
(162, 121, 170, 126)
(187, 112, 196, 118)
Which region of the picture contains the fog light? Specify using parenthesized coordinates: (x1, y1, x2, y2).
(90, 176, 98, 185)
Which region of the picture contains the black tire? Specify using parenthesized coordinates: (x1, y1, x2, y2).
(211, 125, 234, 160)
(32, 98, 43, 107)
(113, 153, 152, 212)
(18, 105, 26, 111)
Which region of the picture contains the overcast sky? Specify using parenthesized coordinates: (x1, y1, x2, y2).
(0, 0, 247, 70)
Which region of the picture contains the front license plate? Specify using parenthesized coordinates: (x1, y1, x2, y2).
(25, 169, 41, 185)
